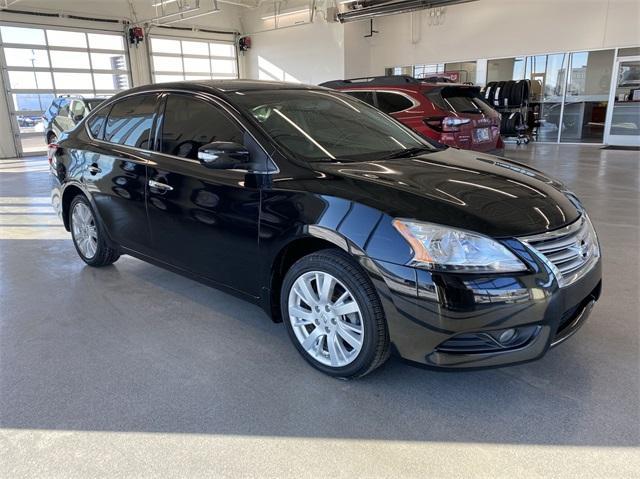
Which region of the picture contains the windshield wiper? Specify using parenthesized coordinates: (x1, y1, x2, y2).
(378, 146, 433, 160)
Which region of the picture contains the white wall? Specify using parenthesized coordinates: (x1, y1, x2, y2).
(344, 0, 640, 77)
(242, 21, 344, 85)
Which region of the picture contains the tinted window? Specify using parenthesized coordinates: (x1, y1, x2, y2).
(345, 90, 375, 106)
(87, 109, 108, 139)
(160, 94, 244, 160)
(375, 92, 414, 114)
(57, 99, 69, 117)
(234, 90, 433, 163)
(426, 86, 495, 115)
(105, 94, 156, 148)
(85, 99, 106, 111)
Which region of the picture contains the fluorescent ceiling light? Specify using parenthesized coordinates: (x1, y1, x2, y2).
(339, 0, 358, 3)
(261, 9, 310, 20)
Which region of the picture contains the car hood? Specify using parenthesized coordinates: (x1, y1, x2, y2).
(310, 148, 580, 238)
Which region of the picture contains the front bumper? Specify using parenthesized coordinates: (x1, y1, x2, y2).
(364, 251, 602, 370)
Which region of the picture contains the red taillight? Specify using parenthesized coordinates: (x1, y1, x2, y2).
(47, 143, 58, 165)
(423, 116, 471, 132)
(423, 116, 445, 132)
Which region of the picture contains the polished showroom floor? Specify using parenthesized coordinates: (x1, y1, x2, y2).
(1, 144, 638, 478)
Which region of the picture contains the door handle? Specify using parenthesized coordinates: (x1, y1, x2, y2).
(148, 179, 173, 191)
(88, 164, 101, 175)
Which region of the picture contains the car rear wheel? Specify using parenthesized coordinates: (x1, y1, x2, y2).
(281, 249, 389, 379)
(69, 195, 120, 267)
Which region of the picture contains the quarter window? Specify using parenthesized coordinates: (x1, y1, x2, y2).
(375, 92, 414, 114)
(160, 95, 244, 160)
(87, 110, 108, 139)
(104, 94, 157, 148)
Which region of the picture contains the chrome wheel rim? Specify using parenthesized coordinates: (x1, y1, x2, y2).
(71, 202, 98, 259)
(288, 271, 364, 368)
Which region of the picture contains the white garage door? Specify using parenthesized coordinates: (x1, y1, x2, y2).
(150, 35, 237, 83)
(0, 24, 131, 155)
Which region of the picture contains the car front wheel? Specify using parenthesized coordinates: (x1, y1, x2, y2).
(281, 249, 389, 379)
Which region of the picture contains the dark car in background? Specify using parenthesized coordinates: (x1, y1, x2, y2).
(49, 80, 601, 379)
(321, 75, 504, 154)
(43, 96, 107, 144)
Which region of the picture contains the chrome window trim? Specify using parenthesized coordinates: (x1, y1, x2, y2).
(341, 88, 420, 113)
(84, 87, 279, 175)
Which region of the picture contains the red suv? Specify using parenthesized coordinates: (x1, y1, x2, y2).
(320, 75, 504, 155)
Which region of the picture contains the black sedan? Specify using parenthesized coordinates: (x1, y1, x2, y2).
(49, 80, 602, 378)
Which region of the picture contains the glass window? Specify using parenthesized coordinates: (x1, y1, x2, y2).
(533, 53, 569, 142)
(91, 52, 127, 70)
(93, 73, 129, 90)
(211, 59, 236, 75)
(375, 92, 414, 113)
(12, 93, 55, 112)
(487, 57, 526, 83)
(151, 38, 181, 54)
(153, 55, 183, 72)
(426, 86, 496, 115)
(150, 36, 238, 83)
(444, 61, 477, 83)
(182, 40, 209, 55)
(234, 90, 433, 163)
(88, 33, 124, 51)
(57, 100, 70, 117)
(561, 49, 614, 143)
(183, 57, 210, 73)
(160, 95, 244, 160)
(105, 94, 157, 148)
(53, 72, 93, 90)
(3, 47, 49, 67)
(344, 91, 375, 106)
(49, 50, 91, 69)
(46, 29, 87, 48)
(0, 26, 46, 45)
(88, 109, 108, 139)
(8, 70, 53, 89)
(210, 43, 235, 57)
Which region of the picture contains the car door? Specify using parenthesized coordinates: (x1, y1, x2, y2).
(146, 92, 263, 297)
(82, 93, 158, 253)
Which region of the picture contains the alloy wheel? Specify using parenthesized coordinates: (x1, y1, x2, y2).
(288, 271, 364, 367)
(71, 202, 98, 259)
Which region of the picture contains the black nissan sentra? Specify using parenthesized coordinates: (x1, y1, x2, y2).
(49, 80, 602, 378)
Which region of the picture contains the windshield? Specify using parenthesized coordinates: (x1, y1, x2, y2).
(233, 89, 435, 162)
(426, 86, 496, 115)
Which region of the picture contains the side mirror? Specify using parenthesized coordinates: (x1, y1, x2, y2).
(73, 114, 84, 122)
(198, 142, 250, 169)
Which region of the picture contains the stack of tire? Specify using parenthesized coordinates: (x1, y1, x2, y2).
(483, 80, 530, 108)
(482, 80, 530, 135)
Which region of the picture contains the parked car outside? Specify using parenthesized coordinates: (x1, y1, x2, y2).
(321, 75, 504, 155)
(49, 80, 601, 379)
(43, 96, 107, 144)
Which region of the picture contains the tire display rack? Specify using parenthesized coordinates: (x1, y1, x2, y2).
(482, 80, 532, 145)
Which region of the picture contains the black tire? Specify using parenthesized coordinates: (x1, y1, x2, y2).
(280, 249, 390, 379)
(47, 132, 58, 145)
(69, 195, 120, 267)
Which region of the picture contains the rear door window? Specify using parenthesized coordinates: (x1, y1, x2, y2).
(57, 99, 70, 117)
(375, 92, 414, 114)
(344, 90, 375, 107)
(426, 87, 495, 115)
(104, 94, 157, 149)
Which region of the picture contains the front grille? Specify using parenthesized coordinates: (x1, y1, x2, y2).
(519, 215, 600, 287)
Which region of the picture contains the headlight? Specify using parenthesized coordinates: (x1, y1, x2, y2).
(392, 219, 527, 273)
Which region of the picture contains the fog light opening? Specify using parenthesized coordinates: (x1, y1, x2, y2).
(498, 328, 517, 344)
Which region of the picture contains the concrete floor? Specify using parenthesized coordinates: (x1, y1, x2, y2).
(1, 143, 638, 478)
